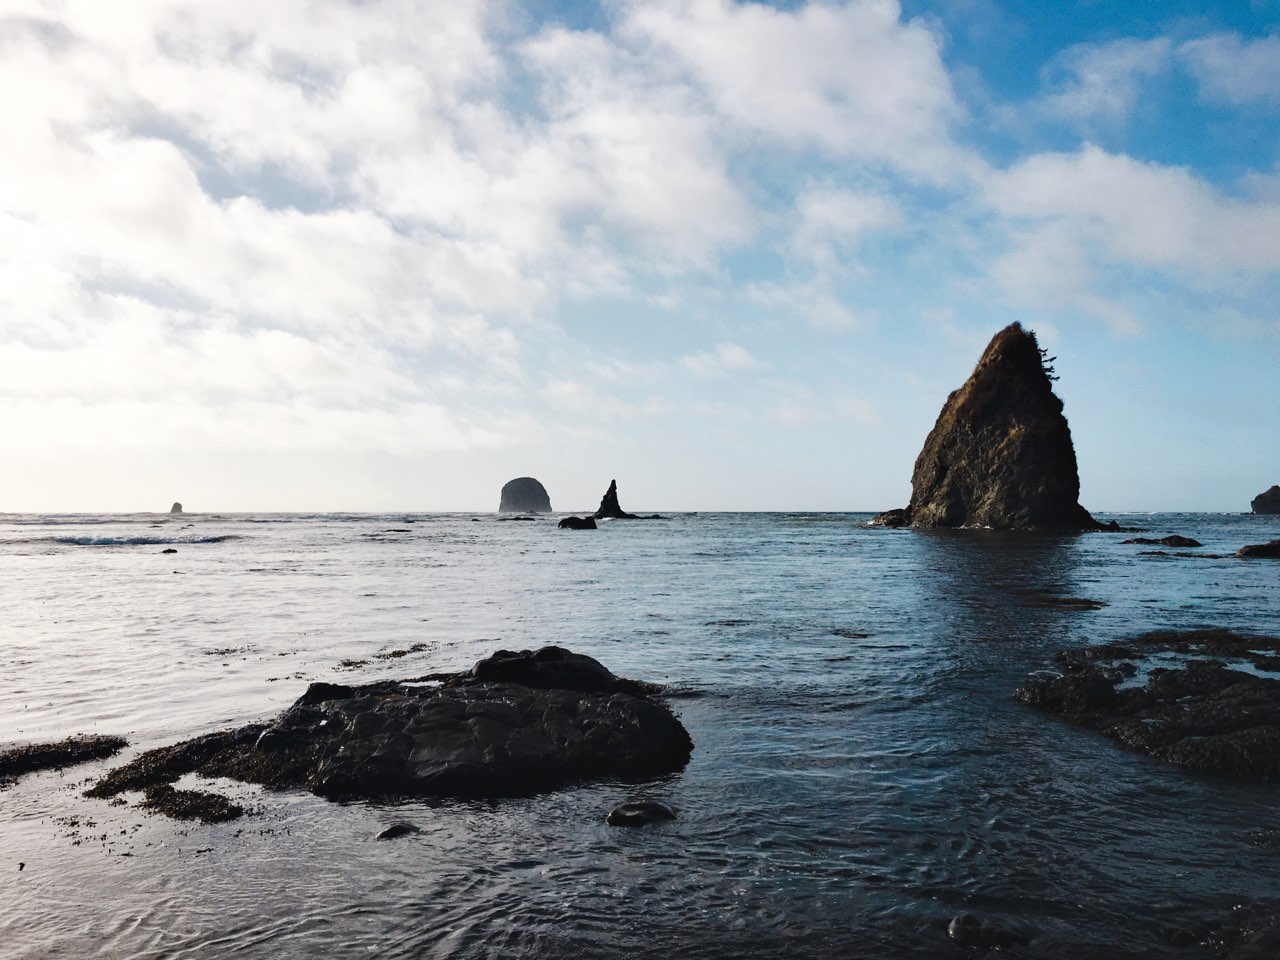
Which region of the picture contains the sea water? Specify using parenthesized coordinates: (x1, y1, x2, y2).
(1, 511, 1278, 958)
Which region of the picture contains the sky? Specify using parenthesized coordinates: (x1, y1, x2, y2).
(1, 0, 1278, 513)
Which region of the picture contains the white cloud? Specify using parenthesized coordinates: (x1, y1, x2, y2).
(681, 342, 758, 377)
(986, 145, 1280, 273)
(1179, 33, 1280, 107)
(748, 281, 863, 330)
(622, 0, 972, 182)
(790, 185, 902, 269)
(1037, 37, 1170, 126)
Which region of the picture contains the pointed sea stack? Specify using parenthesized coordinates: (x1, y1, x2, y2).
(1252, 486, 1280, 515)
(594, 480, 638, 520)
(499, 477, 552, 514)
(872, 323, 1102, 531)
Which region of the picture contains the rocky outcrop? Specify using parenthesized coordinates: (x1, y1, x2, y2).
(871, 323, 1101, 531)
(86, 647, 692, 812)
(594, 479, 638, 520)
(169, 502, 183, 514)
(1, 735, 127, 785)
(498, 477, 552, 514)
(558, 516, 597, 530)
(1238, 540, 1280, 558)
(1252, 486, 1280, 514)
(1015, 629, 1280, 780)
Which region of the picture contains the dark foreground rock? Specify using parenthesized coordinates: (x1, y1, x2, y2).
(499, 477, 552, 514)
(0, 735, 127, 785)
(86, 647, 692, 813)
(1238, 540, 1280, 558)
(872, 323, 1102, 531)
(1016, 629, 1280, 780)
(1252, 485, 1280, 514)
(1122, 535, 1202, 548)
(558, 516, 597, 529)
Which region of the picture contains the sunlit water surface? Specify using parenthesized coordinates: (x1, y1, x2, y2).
(2, 511, 1278, 958)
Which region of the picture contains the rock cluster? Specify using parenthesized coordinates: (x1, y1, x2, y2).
(872, 323, 1101, 531)
(1015, 629, 1280, 780)
(1238, 540, 1280, 558)
(87, 647, 692, 812)
(1252, 485, 1280, 514)
(498, 477, 552, 514)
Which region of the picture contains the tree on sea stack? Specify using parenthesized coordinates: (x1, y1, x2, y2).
(872, 323, 1104, 531)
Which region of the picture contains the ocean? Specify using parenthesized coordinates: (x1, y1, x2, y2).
(2, 510, 1278, 958)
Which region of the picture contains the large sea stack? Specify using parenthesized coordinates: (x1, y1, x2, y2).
(873, 323, 1101, 531)
(1252, 486, 1280, 515)
(498, 477, 552, 513)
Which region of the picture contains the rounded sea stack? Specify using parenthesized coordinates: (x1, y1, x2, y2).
(499, 477, 552, 514)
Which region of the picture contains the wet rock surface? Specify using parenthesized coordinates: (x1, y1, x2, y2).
(0, 735, 128, 785)
(498, 477, 552, 514)
(1238, 540, 1280, 559)
(872, 323, 1101, 531)
(86, 647, 692, 812)
(558, 516, 597, 529)
(141, 784, 245, 823)
(1016, 629, 1280, 780)
(1122, 535, 1202, 547)
(1251, 485, 1280, 515)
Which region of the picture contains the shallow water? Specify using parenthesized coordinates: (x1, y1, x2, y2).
(2, 511, 1279, 958)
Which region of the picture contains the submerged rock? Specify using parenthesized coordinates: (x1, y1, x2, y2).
(86, 647, 692, 812)
(594, 479, 639, 520)
(1238, 540, 1280, 559)
(606, 800, 676, 827)
(558, 516, 597, 530)
(375, 821, 421, 841)
(1251, 485, 1280, 514)
(1121, 535, 1202, 548)
(872, 323, 1101, 531)
(1016, 629, 1280, 780)
(141, 784, 244, 823)
(499, 477, 552, 514)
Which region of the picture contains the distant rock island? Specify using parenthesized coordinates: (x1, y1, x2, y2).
(594, 479, 638, 520)
(872, 323, 1103, 531)
(1252, 485, 1280, 514)
(499, 477, 552, 514)
(169, 502, 183, 514)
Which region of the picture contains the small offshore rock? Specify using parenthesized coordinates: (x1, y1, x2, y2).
(558, 516, 597, 530)
(161, 547, 178, 554)
(169, 502, 183, 514)
(1238, 540, 1280, 559)
(1251, 485, 1280, 515)
(375, 822, 421, 841)
(606, 800, 677, 827)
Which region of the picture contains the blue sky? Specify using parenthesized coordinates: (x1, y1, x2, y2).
(1, 0, 1277, 512)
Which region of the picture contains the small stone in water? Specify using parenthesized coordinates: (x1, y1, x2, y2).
(376, 822, 421, 841)
(606, 801, 676, 827)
